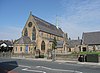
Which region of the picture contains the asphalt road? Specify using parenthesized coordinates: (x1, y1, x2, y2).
(0, 58, 100, 73)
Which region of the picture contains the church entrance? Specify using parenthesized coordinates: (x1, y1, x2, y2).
(41, 41, 45, 53)
(25, 45, 28, 53)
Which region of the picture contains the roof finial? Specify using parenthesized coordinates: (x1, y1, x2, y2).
(56, 15, 59, 29)
(30, 11, 32, 15)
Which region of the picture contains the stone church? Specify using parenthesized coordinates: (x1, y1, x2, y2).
(14, 12, 68, 56)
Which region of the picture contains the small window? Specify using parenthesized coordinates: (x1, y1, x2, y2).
(20, 47, 22, 51)
(29, 47, 30, 51)
(40, 32, 43, 36)
(47, 33, 49, 38)
(69, 48, 71, 52)
(16, 47, 17, 51)
(50, 34, 51, 38)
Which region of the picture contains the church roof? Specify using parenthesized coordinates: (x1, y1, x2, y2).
(82, 31, 100, 45)
(32, 15, 64, 37)
(68, 40, 81, 48)
(15, 36, 35, 45)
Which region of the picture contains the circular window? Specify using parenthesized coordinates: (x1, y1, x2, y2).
(28, 22, 32, 27)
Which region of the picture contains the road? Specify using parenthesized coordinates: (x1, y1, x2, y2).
(0, 58, 100, 73)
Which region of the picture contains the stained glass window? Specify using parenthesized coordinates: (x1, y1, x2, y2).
(32, 27, 36, 40)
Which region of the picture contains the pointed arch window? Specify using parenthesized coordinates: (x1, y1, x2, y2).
(24, 28, 28, 36)
(41, 41, 45, 51)
(32, 27, 36, 40)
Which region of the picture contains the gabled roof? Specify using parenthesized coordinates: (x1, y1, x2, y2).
(68, 40, 81, 48)
(82, 31, 100, 45)
(1, 43, 7, 47)
(32, 15, 64, 37)
(0, 40, 13, 47)
(15, 36, 35, 45)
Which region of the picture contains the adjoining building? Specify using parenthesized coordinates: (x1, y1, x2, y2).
(67, 31, 100, 53)
(81, 31, 100, 52)
(14, 12, 68, 56)
(67, 38, 82, 53)
(14, 36, 36, 54)
(0, 40, 13, 52)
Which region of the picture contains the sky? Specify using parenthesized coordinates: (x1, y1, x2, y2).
(0, 0, 100, 40)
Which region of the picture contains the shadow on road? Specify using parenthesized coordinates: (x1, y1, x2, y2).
(0, 61, 18, 73)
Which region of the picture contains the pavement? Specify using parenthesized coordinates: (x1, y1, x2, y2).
(11, 57, 100, 66)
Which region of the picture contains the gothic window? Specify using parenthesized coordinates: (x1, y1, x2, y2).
(41, 41, 45, 51)
(16, 47, 17, 51)
(69, 48, 71, 52)
(32, 27, 36, 40)
(20, 47, 22, 51)
(24, 28, 28, 36)
(29, 47, 30, 51)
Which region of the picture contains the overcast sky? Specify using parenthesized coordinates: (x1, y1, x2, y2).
(0, 0, 100, 40)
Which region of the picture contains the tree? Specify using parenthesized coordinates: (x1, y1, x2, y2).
(52, 37, 57, 61)
(52, 37, 57, 50)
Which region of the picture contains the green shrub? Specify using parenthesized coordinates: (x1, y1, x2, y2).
(80, 51, 100, 55)
(86, 54, 99, 63)
(39, 55, 44, 58)
(35, 56, 39, 58)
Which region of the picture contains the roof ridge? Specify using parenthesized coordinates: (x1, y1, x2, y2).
(32, 15, 57, 28)
(83, 31, 100, 34)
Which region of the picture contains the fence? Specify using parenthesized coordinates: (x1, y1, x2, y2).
(56, 53, 78, 61)
(0, 52, 12, 58)
(12, 53, 35, 58)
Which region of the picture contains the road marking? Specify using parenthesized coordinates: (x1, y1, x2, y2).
(18, 65, 31, 68)
(36, 66, 41, 68)
(22, 68, 46, 73)
(40, 66, 83, 73)
(9, 63, 82, 73)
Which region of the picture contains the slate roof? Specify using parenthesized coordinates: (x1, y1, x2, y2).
(82, 31, 100, 45)
(32, 15, 64, 37)
(68, 40, 81, 48)
(0, 40, 13, 47)
(15, 36, 36, 45)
